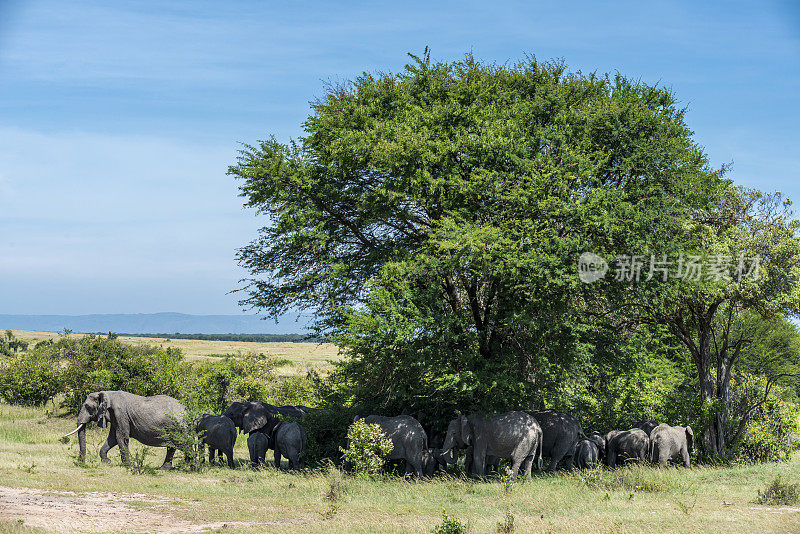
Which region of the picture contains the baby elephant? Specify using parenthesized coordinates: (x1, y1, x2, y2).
(247, 431, 270, 468)
(272, 421, 306, 470)
(574, 431, 605, 469)
(196, 414, 237, 468)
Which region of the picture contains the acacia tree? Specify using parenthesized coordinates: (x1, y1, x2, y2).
(229, 51, 724, 417)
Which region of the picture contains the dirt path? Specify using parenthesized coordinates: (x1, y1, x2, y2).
(0, 486, 283, 533)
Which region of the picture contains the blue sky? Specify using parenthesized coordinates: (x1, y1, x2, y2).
(0, 0, 798, 316)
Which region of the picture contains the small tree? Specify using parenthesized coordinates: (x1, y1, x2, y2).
(630, 187, 800, 458)
(340, 419, 393, 477)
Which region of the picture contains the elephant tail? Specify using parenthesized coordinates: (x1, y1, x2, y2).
(535, 431, 543, 471)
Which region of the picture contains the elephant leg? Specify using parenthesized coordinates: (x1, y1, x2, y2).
(225, 449, 235, 469)
(274, 450, 282, 469)
(160, 447, 176, 470)
(607, 447, 617, 468)
(99, 432, 118, 464)
(546, 451, 564, 472)
(463, 446, 474, 474)
(564, 450, 575, 471)
(409, 457, 424, 478)
(681, 447, 690, 468)
(115, 429, 130, 466)
(208, 446, 215, 464)
(521, 456, 533, 478)
(472, 447, 486, 479)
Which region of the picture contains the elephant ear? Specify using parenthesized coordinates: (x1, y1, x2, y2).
(459, 415, 471, 446)
(685, 426, 694, 451)
(242, 406, 270, 434)
(96, 392, 110, 429)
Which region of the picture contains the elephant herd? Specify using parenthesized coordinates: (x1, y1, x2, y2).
(62, 391, 694, 477)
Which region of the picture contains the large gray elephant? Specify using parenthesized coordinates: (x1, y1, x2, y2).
(64, 391, 186, 469)
(606, 428, 650, 467)
(650, 424, 693, 467)
(528, 409, 583, 471)
(222, 401, 279, 434)
(632, 419, 660, 437)
(195, 414, 237, 468)
(440, 411, 542, 479)
(271, 420, 306, 469)
(573, 431, 605, 469)
(352, 415, 436, 477)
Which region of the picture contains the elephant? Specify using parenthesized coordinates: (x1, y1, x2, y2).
(195, 414, 237, 468)
(247, 431, 270, 468)
(440, 411, 542, 479)
(528, 409, 583, 471)
(64, 390, 186, 469)
(606, 428, 650, 467)
(650, 424, 693, 467)
(276, 405, 322, 419)
(632, 419, 660, 437)
(222, 401, 279, 434)
(573, 431, 605, 469)
(351, 415, 436, 477)
(463, 446, 500, 475)
(271, 420, 306, 469)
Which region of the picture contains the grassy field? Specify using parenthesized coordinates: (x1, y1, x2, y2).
(1, 401, 799, 533)
(1, 332, 799, 532)
(2, 330, 342, 376)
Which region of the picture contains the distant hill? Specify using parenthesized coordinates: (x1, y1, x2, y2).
(0, 312, 311, 335)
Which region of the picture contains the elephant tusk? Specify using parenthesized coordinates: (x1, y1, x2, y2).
(62, 423, 85, 438)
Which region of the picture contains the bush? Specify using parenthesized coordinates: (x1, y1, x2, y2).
(340, 419, 393, 477)
(730, 375, 800, 463)
(59, 335, 184, 412)
(0, 347, 63, 406)
(432, 511, 467, 534)
(265, 374, 319, 406)
(183, 353, 278, 412)
(756, 475, 799, 505)
(303, 406, 360, 467)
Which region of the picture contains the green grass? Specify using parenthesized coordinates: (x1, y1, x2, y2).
(1, 402, 800, 532)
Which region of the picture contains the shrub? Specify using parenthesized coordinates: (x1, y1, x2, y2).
(432, 510, 467, 534)
(730, 375, 800, 463)
(158, 411, 206, 472)
(756, 475, 799, 505)
(183, 353, 279, 412)
(59, 335, 184, 411)
(265, 374, 319, 406)
(303, 405, 360, 467)
(340, 419, 393, 477)
(0, 347, 63, 406)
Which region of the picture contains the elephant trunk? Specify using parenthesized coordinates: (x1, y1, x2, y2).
(78, 424, 87, 461)
(437, 446, 456, 465)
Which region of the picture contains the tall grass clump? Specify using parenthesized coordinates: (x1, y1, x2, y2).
(578, 464, 685, 493)
(756, 475, 799, 505)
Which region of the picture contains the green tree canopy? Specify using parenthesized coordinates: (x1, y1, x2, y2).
(230, 51, 726, 420)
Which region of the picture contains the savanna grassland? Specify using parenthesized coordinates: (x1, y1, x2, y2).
(4, 330, 341, 376)
(1, 332, 799, 533)
(0, 401, 799, 533)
